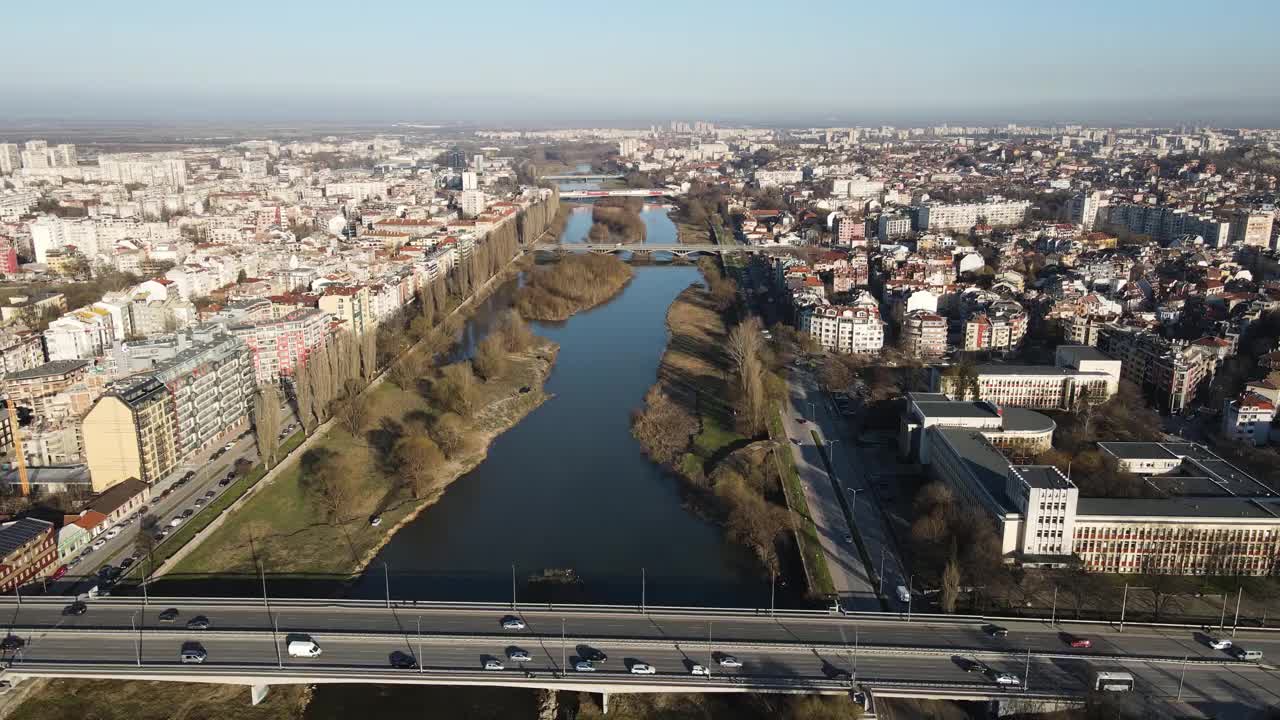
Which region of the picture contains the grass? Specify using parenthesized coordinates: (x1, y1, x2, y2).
(7, 679, 310, 720)
(769, 409, 836, 598)
(168, 344, 556, 578)
(811, 429, 885, 609)
(125, 430, 307, 578)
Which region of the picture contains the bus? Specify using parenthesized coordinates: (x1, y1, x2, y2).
(1094, 671, 1135, 692)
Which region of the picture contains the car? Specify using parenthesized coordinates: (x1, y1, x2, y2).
(369, 515, 382, 527)
(508, 649, 532, 662)
(574, 660, 596, 672)
(67, 557, 82, 569)
(0, 636, 23, 652)
(181, 509, 195, 519)
(993, 671, 1020, 687)
(630, 663, 656, 675)
(796, 418, 806, 424)
(717, 655, 743, 668)
(193, 498, 206, 507)
(105, 527, 121, 539)
(985, 624, 1009, 638)
(224, 443, 235, 452)
(501, 616, 525, 630)
(389, 651, 417, 669)
(205, 490, 217, 498)
(51, 564, 69, 580)
(159, 608, 180, 622)
(957, 656, 984, 673)
(895, 585, 911, 603)
(92, 538, 107, 550)
(169, 516, 183, 528)
(153, 532, 168, 542)
(287, 639, 322, 658)
(483, 659, 504, 671)
(581, 648, 607, 663)
(690, 664, 709, 676)
(97, 565, 118, 580)
(843, 533, 853, 544)
(160, 488, 173, 499)
(1208, 637, 1233, 650)
(180, 644, 207, 664)
(186, 616, 211, 630)
(218, 477, 233, 487)
(119, 557, 135, 570)
(1067, 636, 1092, 649)
(63, 601, 88, 616)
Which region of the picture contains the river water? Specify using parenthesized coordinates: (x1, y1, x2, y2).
(350, 207, 770, 608)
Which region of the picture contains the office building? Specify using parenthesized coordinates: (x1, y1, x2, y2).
(932, 346, 1121, 411)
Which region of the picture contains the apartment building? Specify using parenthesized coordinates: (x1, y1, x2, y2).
(0, 518, 58, 592)
(231, 307, 329, 382)
(81, 377, 177, 491)
(1229, 208, 1275, 249)
(0, 328, 46, 375)
(43, 307, 117, 361)
(1067, 191, 1108, 231)
(798, 301, 885, 354)
(832, 215, 866, 247)
(900, 310, 947, 358)
(876, 213, 912, 239)
(1097, 325, 1216, 413)
(2, 360, 90, 417)
(318, 285, 370, 335)
(963, 301, 1027, 352)
(932, 346, 1121, 411)
(1106, 203, 1231, 246)
(916, 199, 1031, 232)
(1222, 392, 1275, 446)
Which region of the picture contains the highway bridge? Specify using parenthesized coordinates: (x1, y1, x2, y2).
(542, 174, 623, 181)
(533, 243, 786, 258)
(1, 597, 1277, 715)
(559, 189, 675, 199)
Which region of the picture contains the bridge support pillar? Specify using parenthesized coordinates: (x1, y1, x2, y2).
(250, 684, 270, 706)
(601, 692, 609, 715)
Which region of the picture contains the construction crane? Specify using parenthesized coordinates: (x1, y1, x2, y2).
(5, 398, 29, 497)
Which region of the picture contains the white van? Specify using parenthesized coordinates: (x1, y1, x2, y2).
(1236, 648, 1264, 662)
(287, 639, 322, 658)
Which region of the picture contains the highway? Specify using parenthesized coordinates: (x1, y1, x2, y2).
(2, 599, 1279, 711)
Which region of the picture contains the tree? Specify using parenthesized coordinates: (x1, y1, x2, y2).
(334, 393, 369, 437)
(431, 361, 478, 417)
(236, 269, 248, 283)
(394, 432, 445, 498)
(473, 333, 508, 381)
(252, 385, 283, 467)
(496, 309, 534, 352)
(727, 317, 769, 436)
(135, 515, 160, 568)
(300, 448, 357, 525)
(941, 548, 962, 613)
(429, 412, 469, 459)
(294, 362, 317, 433)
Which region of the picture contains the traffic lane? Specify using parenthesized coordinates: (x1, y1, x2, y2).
(9, 603, 1279, 662)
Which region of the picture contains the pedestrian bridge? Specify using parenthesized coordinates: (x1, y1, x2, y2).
(0, 597, 1269, 714)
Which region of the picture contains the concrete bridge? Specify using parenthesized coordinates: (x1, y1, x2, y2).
(533, 242, 786, 258)
(560, 189, 677, 199)
(543, 174, 624, 181)
(0, 596, 1273, 715)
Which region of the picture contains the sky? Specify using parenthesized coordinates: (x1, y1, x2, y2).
(4, 0, 1280, 127)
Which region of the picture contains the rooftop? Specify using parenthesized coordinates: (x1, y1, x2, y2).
(0, 517, 53, 557)
(1077, 497, 1280, 521)
(1011, 464, 1073, 490)
(4, 359, 89, 382)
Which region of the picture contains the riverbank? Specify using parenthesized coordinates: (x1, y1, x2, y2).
(165, 338, 557, 580)
(630, 272, 800, 586)
(516, 253, 633, 321)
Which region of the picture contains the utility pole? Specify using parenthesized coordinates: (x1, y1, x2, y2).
(382, 562, 391, 609)
(1232, 587, 1243, 638)
(878, 547, 885, 596)
(131, 610, 141, 666)
(417, 616, 423, 674)
(1023, 647, 1031, 691)
(1176, 655, 1188, 701)
(1050, 585, 1058, 625)
(510, 563, 516, 611)
(1220, 593, 1228, 631)
(853, 628, 859, 685)
(142, 554, 150, 606)
(272, 613, 282, 668)
(707, 622, 713, 677)
(907, 574, 914, 622)
(1119, 583, 1128, 632)
(770, 573, 776, 616)
(641, 567, 646, 614)
(561, 618, 566, 675)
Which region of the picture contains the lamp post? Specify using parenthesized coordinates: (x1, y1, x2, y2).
(1023, 647, 1031, 691)
(561, 618, 566, 676)
(1050, 585, 1059, 625)
(907, 574, 914, 622)
(707, 622, 713, 678)
(510, 563, 517, 611)
(131, 610, 141, 666)
(382, 562, 391, 609)
(1176, 655, 1188, 701)
(846, 486, 862, 520)
(1120, 583, 1128, 632)
(827, 438, 841, 485)
(769, 573, 776, 616)
(416, 616, 423, 674)
(1232, 587, 1243, 638)
(272, 613, 282, 668)
(641, 568, 647, 614)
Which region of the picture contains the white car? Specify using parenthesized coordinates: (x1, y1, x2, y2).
(717, 656, 742, 668)
(105, 527, 121, 539)
(483, 659, 504, 671)
(574, 660, 596, 672)
(169, 517, 183, 528)
(1209, 638, 1233, 650)
(993, 672, 1020, 686)
(507, 650, 531, 662)
(91, 539, 107, 550)
(690, 664, 709, 676)
(630, 663, 656, 675)
(501, 617, 525, 631)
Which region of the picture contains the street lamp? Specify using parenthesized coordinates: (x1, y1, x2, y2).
(382, 562, 391, 609)
(907, 574, 914, 622)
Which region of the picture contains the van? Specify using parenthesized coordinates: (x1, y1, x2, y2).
(1236, 648, 1264, 662)
(895, 585, 911, 603)
(180, 646, 207, 664)
(287, 639, 322, 658)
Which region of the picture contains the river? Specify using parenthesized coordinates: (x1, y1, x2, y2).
(349, 206, 771, 608)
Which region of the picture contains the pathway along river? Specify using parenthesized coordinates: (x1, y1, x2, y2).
(350, 206, 773, 607)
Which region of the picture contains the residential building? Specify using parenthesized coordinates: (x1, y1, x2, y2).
(876, 213, 912, 239)
(318, 285, 370, 335)
(1222, 392, 1274, 446)
(963, 301, 1027, 352)
(81, 377, 178, 491)
(1098, 325, 1216, 413)
(86, 477, 151, 526)
(1229, 209, 1275, 249)
(2, 359, 90, 417)
(43, 307, 117, 361)
(798, 300, 884, 355)
(0, 518, 58, 592)
(916, 199, 1030, 232)
(460, 190, 487, 217)
(0, 328, 47, 375)
(1067, 191, 1107, 231)
(230, 307, 329, 382)
(900, 310, 947, 358)
(832, 215, 866, 247)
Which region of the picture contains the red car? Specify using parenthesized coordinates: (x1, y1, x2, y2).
(50, 565, 68, 581)
(1068, 636, 1092, 649)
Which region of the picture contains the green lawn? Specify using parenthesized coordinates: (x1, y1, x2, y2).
(769, 410, 836, 598)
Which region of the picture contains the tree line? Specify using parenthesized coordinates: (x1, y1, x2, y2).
(515, 254, 633, 322)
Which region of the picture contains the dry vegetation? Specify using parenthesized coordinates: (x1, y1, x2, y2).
(515, 253, 633, 321)
(7, 680, 310, 720)
(586, 196, 646, 244)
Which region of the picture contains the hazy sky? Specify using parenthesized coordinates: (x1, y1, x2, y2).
(5, 0, 1280, 127)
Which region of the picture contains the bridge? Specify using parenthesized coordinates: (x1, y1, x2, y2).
(559, 189, 675, 199)
(534, 242, 788, 258)
(542, 174, 623, 181)
(1, 597, 1276, 715)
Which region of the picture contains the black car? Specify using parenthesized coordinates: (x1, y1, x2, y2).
(186, 616, 211, 630)
(583, 648, 607, 663)
(63, 601, 88, 616)
(218, 478, 233, 487)
(159, 608, 180, 622)
(389, 651, 417, 669)
(181, 509, 195, 519)
(97, 565, 119, 580)
(1, 635, 23, 651)
(985, 624, 1009, 638)
(119, 557, 135, 570)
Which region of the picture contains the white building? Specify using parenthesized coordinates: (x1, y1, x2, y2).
(933, 346, 1121, 411)
(1222, 392, 1275, 446)
(460, 190, 487, 217)
(98, 153, 187, 187)
(43, 308, 117, 361)
(461, 171, 479, 191)
(1068, 191, 1108, 231)
(798, 297, 884, 354)
(917, 199, 1031, 231)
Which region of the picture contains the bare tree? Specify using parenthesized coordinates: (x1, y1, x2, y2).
(429, 412, 469, 459)
(294, 361, 317, 433)
(252, 385, 283, 466)
(334, 393, 369, 437)
(473, 333, 507, 381)
(394, 432, 445, 498)
(431, 361, 478, 417)
(941, 549, 962, 613)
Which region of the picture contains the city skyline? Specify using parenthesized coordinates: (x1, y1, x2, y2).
(4, 0, 1280, 127)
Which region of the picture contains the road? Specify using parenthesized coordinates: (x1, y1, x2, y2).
(53, 407, 297, 596)
(2, 599, 1279, 713)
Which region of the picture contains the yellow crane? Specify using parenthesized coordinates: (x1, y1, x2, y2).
(5, 398, 29, 497)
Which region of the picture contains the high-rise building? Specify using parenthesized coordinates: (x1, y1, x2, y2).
(0, 144, 20, 174)
(52, 144, 77, 167)
(446, 150, 467, 169)
(1067, 191, 1107, 231)
(81, 377, 179, 491)
(1229, 208, 1275, 249)
(461, 171, 479, 191)
(460, 189, 487, 217)
(916, 199, 1031, 231)
(900, 310, 947, 358)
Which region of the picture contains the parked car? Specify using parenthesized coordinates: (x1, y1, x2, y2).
(194, 498, 207, 507)
(92, 538, 107, 550)
(105, 527, 121, 539)
(50, 564, 69, 580)
(218, 477, 233, 487)
(181, 509, 195, 519)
